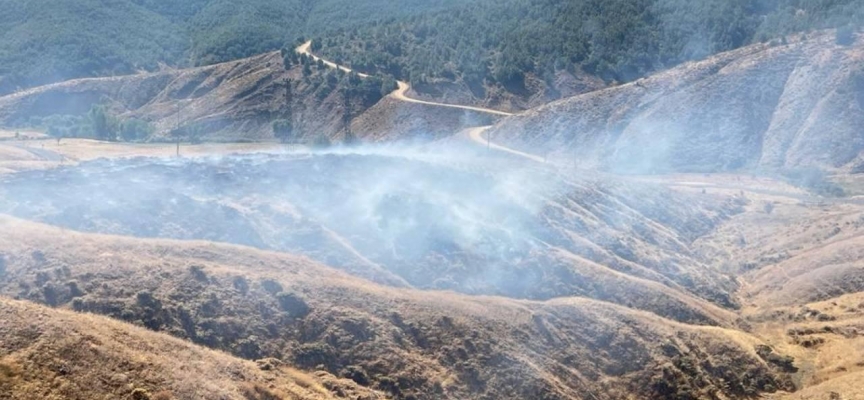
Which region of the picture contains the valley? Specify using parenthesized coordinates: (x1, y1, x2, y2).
(1, 2, 864, 399)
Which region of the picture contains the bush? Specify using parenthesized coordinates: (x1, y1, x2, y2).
(131, 388, 151, 400)
(67, 280, 84, 298)
(0, 254, 6, 276)
(272, 119, 295, 143)
(233, 276, 250, 295)
(120, 118, 154, 142)
(189, 265, 208, 282)
(275, 292, 311, 318)
(780, 167, 845, 197)
(260, 279, 283, 294)
(136, 290, 157, 308)
(311, 135, 332, 149)
(292, 342, 336, 369)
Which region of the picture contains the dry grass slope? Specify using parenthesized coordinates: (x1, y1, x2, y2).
(489, 31, 864, 173)
(0, 298, 380, 400)
(0, 215, 796, 400)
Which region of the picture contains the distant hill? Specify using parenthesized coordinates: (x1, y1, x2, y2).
(487, 31, 864, 174)
(0, 0, 471, 95)
(0, 50, 395, 142)
(317, 0, 864, 109)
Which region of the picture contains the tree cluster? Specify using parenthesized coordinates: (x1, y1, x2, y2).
(0, 0, 472, 95)
(40, 106, 154, 142)
(317, 0, 864, 93)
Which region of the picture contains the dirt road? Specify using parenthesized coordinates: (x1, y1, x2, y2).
(466, 126, 546, 163)
(297, 41, 513, 117)
(295, 41, 545, 162)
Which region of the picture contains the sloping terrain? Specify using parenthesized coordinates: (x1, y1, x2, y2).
(0, 0, 475, 94)
(0, 152, 747, 325)
(318, 0, 864, 111)
(0, 216, 796, 400)
(0, 298, 378, 400)
(488, 32, 864, 173)
(0, 52, 384, 142)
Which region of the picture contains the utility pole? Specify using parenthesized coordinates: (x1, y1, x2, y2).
(175, 102, 181, 157)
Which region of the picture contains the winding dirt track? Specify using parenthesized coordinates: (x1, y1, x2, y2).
(466, 126, 546, 163)
(296, 41, 548, 161)
(297, 41, 513, 117)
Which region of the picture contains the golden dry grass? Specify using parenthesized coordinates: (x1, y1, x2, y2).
(0, 298, 381, 400)
(0, 138, 288, 175)
(0, 214, 796, 400)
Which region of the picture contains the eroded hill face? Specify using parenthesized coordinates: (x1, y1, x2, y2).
(0, 298, 378, 400)
(0, 216, 797, 400)
(0, 148, 745, 325)
(3, 147, 864, 398)
(0, 52, 383, 142)
(488, 32, 864, 173)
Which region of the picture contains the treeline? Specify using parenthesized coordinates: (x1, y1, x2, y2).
(0, 0, 472, 96)
(317, 0, 864, 90)
(273, 49, 398, 146)
(34, 106, 155, 143)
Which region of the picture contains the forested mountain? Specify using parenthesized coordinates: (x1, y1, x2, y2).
(317, 0, 864, 107)
(0, 0, 472, 95)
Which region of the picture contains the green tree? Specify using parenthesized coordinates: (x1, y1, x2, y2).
(343, 129, 359, 146)
(88, 105, 117, 141)
(311, 135, 331, 148)
(46, 125, 67, 143)
(272, 119, 294, 143)
(120, 118, 154, 142)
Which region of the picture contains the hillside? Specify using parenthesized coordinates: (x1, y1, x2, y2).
(0, 0, 473, 95)
(0, 152, 751, 325)
(0, 298, 378, 400)
(318, 0, 864, 110)
(486, 31, 864, 173)
(0, 215, 798, 399)
(0, 51, 394, 142)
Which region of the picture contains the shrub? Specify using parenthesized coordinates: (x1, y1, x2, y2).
(189, 265, 208, 282)
(236, 336, 262, 360)
(311, 135, 332, 149)
(136, 290, 157, 308)
(780, 167, 845, 197)
(233, 276, 250, 295)
(342, 365, 370, 386)
(41, 283, 59, 307)
(67, 280, 84, 298)
(0, 254, 6, 276)
(275, 292, 311, 318)
(120, 118, 154, 142)
(272, 119, 294, 143)
(260, 279, 283, 294)
(292, 343, 336, 369)
(71, 298, 85, 312)
(131, 388, 151, 400)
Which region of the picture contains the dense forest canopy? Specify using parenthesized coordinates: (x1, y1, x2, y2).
(317, 0, 864, 90)
(0, 0, 862, 97)
(0, 0, 472, 95)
